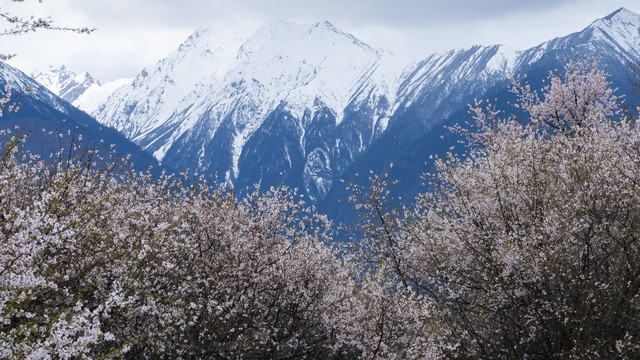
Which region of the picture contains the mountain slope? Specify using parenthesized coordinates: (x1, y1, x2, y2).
(83, 21, 404, 200)
(1, 62, 157, 171)
(31, 65, 98, 104)
(36, 8, 640, 204)
(94, 26, 246, 160)
(31, 65, 133, 115)
(320, 7, 640, 219)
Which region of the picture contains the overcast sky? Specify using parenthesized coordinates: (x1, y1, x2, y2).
(2, 0, 639, 82)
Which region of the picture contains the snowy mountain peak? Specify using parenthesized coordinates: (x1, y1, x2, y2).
(582, 7, 640, 60)
(47, 10, 640, 202)
(315, 20, 374, 51)
(590, 7, 640, 32)
(31, 65, 99, 104)
(237, 20, 371, 59)
(602, 7, 639, 22)
(517, 8, 640, 69)
(232, 19, 386, 116)
(175, 25, 247, 82)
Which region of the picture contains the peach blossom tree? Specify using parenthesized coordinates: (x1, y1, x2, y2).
(352, 58, 640, 358)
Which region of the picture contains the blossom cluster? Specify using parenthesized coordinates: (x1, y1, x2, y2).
(351, 58, 640, 358)
(1, 56, 639, 359)
(0, 130, 442, 359)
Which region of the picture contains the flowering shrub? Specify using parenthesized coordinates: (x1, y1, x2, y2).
(353, 58, 640, 358)
(0, 127, 446, 358)
(0, 134, 338, 358)
(3, 55, 639, 359)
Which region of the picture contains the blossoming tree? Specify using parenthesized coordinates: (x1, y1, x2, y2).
(353, 58, 640, 358)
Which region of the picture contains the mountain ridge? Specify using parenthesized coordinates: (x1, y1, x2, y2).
(317, 6, 640, 219)
(1, 62, 158, 172)
(26, 8, 640, 203)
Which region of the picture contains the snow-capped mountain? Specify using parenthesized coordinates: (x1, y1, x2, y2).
(31, 8, 640, 203)
(0, 62, 157, 171)
(320, 7, 640, 215)
(79, 20, 406, 200)
(31, 65, 98, 104)
(31, 65, 132, 115)
(73, 77, 133, 115)
(91, 26, 246, 161)
(163, 21, 405, 198)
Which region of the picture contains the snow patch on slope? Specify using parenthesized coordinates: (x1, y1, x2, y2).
(230, 21, 385, 125)
(74, 78, 133, 114)
(486, 45, 520, 74)
(589, 8, 640, 58)
(93, 25, 247, 152)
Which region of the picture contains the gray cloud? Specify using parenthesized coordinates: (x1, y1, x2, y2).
(59, 0, 585, 30)
(3, 0, 638, 81)
(237, 0, 582, 27)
